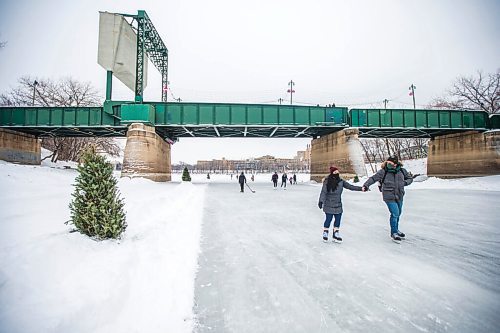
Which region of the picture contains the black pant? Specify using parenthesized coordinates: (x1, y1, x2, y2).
(240, 183, 244, 192)
(273, 180, 278, 187)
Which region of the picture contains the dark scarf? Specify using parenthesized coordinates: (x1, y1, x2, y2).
(386, 163, 401, 173)
(326, 173, 340, 192)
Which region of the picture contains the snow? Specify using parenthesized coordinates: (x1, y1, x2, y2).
(1, 158, 499, 332)
(0, 160, 205, 333)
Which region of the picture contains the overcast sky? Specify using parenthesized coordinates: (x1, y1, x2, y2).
(0, 0, 499, 163)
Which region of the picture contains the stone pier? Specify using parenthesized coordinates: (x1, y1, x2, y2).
(121, 123, 171, 182)
(0, 128, 41, 165)
(310, 128, 367, 182)
(427, 130, 500, 178)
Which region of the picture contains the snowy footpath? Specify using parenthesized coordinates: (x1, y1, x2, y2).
(193, 179, 500, 332)
(0, 161, 205, 333)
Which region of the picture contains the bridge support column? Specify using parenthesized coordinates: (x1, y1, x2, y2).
(427, 131, 500, 178)
(121, 123, 171, 182)
(310, 128, 367, 182)
(0, 128, 41, 165)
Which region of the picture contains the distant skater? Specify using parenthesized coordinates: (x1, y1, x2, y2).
(281, 173, 288, 188)
(272, 172, 279, 188)
(238, 172, 246, 193)
(362, 155, 413, 243)
(293, 174, 297, 184)
(318, 166, 364, 243)
(289, 177, 293, 185)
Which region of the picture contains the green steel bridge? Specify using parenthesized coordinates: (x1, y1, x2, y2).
(1, 102, 498, 141)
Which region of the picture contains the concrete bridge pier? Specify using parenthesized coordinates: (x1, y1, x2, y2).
(121, 123, 171, 182)
(0, 128, 41, 165)
(427, 130, 500, 178)
(310, 128, 367, 182)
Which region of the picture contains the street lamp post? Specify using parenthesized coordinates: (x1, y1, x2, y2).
(409, 84, 416, 109)
(32, 80, 38, 106)
(287, 80, 295, 105)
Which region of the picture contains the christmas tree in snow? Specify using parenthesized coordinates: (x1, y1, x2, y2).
(182, 167, 191, 181)
(68, 146, 127, 239)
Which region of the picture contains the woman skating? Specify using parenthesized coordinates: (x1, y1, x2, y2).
(318, 166, 363, 243)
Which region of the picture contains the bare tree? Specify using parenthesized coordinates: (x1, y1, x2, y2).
(0, 76, 120, 162)
(438, 70, 500, 114)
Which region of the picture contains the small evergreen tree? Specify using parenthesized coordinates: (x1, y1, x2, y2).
(67, 146, 126, 240)
(353, 175, 359, 183)
(182, 167, 191, 181)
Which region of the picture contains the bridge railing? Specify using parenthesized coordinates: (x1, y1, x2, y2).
(350, 108, 489, 130)
(145, 102, 348, 126)
(0, 106, 117, 127)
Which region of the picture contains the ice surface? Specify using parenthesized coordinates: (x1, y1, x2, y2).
(193, 179, 500, 332)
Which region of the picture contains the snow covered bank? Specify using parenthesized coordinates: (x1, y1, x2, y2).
(0, 161, 205, 333)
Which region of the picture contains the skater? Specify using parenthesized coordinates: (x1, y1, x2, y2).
(362, 155, 413, 243)
(293, 173, 297, 184)
(251, 174, 255, 182)
(238, 172, 246, 192)
(318, 166, 364, 243)
(207, 173, 210, 180)
(281, 172, 288, 188)
(272, 172, 279, 188)
(289, 176, 293, 185)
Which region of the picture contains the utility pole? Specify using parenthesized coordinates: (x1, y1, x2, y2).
(409, 84, 416, 109)
(32, 80, 38, 106)
(278, 98, 284, 105)
(287, 80, 295, 105)
(383, 98, 391, 156)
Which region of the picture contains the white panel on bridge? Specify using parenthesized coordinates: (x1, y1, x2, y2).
(98, 12, 148, 92)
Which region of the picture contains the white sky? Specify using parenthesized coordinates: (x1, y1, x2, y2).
(0, 0, 499, 163)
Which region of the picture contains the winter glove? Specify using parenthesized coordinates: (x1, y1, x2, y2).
(318, 202, 323, 209)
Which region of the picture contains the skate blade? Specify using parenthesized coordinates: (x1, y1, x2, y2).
(333, 239, 343, 244)
(391, 239, 401, 244)
(322, 239, 329, 243)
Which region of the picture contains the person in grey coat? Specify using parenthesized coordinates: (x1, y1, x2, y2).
(362, 155, 413, 242)
(318, 166, 363, 242)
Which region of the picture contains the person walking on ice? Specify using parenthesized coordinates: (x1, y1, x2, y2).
(362, 155, 413, 243)
(272, 172, 279, 188)
(281, 172, 288, 188)
(318, 166, 364, 243)
(238, 172, 247, 192)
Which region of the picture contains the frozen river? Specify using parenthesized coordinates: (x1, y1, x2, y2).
(193, 181, 500, 333)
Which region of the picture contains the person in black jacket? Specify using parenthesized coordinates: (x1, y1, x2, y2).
(281, 173, 288, 188)
(271, 172, 279, 188)
(318, 166, 364, 242)
(238, 172, 246, 192)
(362, 155, 413, 242)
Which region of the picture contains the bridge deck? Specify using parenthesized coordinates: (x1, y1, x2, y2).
(0, 102, 495, 139)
